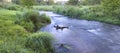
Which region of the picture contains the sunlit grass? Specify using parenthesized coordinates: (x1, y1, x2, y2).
(0, 9, 22, 21)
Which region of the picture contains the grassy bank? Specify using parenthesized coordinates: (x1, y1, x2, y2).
(52, 5, 120, 25)
(0, 4, 54, 53)
(35, 5, 120, 25)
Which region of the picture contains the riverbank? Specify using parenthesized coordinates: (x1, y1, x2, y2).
(40, 11, 120, 53)
(53, 5, 120, 25)
(34, 5, 120, 25)
(0, 5, 54, 53)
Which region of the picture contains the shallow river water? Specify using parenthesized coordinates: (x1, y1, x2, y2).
(39, 11, 120, 53)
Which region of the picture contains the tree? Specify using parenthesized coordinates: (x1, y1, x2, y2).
(20, 0, 36, 8)
(67, 0, 79, 5)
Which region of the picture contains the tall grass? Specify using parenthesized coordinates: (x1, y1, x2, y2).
(25, 32, 55, 53)
(15, 10, 51, 32)
(0, 5, 55, 53)
(53, 5, 120, 25)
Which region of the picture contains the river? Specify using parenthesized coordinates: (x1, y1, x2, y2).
(39, 11, 120, 53)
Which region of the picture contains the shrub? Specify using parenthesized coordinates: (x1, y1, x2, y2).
(22, 10, 40, 22)
(16, 10, 51, 32)
(54, 6, 83, 18)
(25, 32, 55, 53)
(39, 14, 51, 23)
(53, 6, 65, 14)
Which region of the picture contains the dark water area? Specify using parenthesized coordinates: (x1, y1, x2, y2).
(39, 11, 120, 53)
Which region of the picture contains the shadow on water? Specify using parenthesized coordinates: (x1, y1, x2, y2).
(39, 11, 120, 53)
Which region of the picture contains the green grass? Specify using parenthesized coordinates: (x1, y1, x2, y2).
(0, 9, 21, 21)
(0, 9, 16, 15)
(0, 7, 54, 53)
(52, 5, 120, 25)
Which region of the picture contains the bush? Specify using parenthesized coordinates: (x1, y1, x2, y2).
(0, 9, 20, 22)
(54, 6, 83, 18)
(53, 5, 120, 25)
(16, 10, 51, 32)
(39, 14, 51, 23)
(25, 32, 54, 53)
(101, 0, 120, 16)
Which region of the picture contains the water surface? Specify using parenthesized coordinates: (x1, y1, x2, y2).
(40, 11, 120, 53)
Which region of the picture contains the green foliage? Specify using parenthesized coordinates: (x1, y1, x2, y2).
(80, 0, 101, 5)
(20, 0, 36, 8)
(37, 0, 46, 5)
(3, 4, 20, 10)
(39, 14, 51, 23)
(67, 0, 79, 5)
(101, 0, 120, 18)
(25, 32, 54, 53)
(54, 6, 83, 18)
(0, 7, 54, 53)
(102, 0, 120, 12)
(0, 9, 19, 22)
(0, 20, 27, 36)
(16, 10, 51, 32)
(0, 43, 34, 53)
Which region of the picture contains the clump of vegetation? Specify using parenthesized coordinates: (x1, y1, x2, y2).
(67, 0, 79, 5)
(54, 6, 83, 18)
(0, 42, 34, 53)
(25, 32, 54, 53)
(0, 2, 54, 53)
(79, 0, 101, 5)
(53, 5, 120, 25)
(15, 10, 51, 32)
(101, 0, 120, 19)
(20, 0, 36, 8)
(0, 20, 27, 36)
(0, 9, 18, 21)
